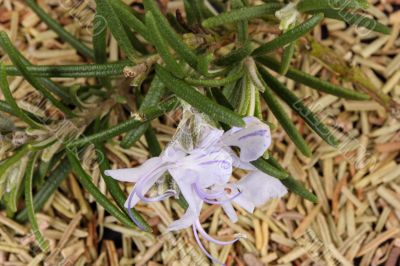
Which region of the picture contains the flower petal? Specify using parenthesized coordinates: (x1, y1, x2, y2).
(234, 171, 287, 213)
(105, 157, 163, 182)
(222, 202, 238, 223)
(197, 124, 224, 151)
(168, 167, 203, 230)
(222, 117, 271, 162)
(168, 207, 199, 231)
(123, 165, 168, 208)
(170, 148, 233, 188)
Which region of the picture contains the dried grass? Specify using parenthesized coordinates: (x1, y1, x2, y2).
(0, 0, 399, 265)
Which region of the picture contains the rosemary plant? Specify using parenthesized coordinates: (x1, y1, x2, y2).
(0, 0, 390, 257)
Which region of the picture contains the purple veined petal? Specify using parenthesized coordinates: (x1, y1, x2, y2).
(175, 148, 233, 188)
(195, 219, 241, 246)
(105, 157, 163, 182)
(193, 182, 225, 199)
(222, 116, 272, 162)
(134, 166, 174, 203)
(192, 224, 226, 266)
(233, 170, 288, 213)
(221, 202, 238, 223)
(126, 189, 146, 231)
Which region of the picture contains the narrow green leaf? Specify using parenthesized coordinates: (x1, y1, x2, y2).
(0, 145, 30, 184)
(145, 12, 185, 78)
(93, 14, 112, 90)
(16, 159, 71, 222)
(156, 65, 245, 127)
(95, 0, 140, 62)
(258, 67, 339, 147)
(25, 0, 94, 59)
(110, 0, 151, 41)
(68, 97, 179, 147)
(316, 9, 391, 35)
(0, 32, 74, 117)
(256, 56, 370, 100)
(94, 142, 152, 231)
(144, 128, 162, 157)
(0, 100, 15, 116)
(232, 0, 249, 43)
(266, 156, 318, 203)
(280, 42, 295, 75)
(5, 61, 131, 78)
(213, 41, 253, 66)
(143, 0, 198, 68)
(251, 158, 289, 179)
(202, 3, 282, 28)
(24, 152, 50, 252)
(252, 13, 324, 56)
(261, 78, 312, 157)
(67, 150, 137, 229)
(183, 0, 197, 26)
(121, 75, 165, 149)
(185, 70, 244, 87)
(0, 64, 41, 128)
(297, 0, 368, 13)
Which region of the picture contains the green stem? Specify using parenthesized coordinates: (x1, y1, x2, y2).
(68, 97, 179, 147)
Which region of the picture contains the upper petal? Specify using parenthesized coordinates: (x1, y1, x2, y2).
(171, 148, 233, 188)
(104, 157, 163, 182)
(222, 117, 271, 162)
(123, 165, 168, 208)
(234, 171, 287, 213)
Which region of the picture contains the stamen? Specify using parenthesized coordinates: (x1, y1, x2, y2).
(195, 219, 241, 246)
(193, 183, 225, 199)
(126, 190, 146, 231)
(192, 224, 225, 266)
(137, 189, 177, 202)
(201, 190, 242, 205)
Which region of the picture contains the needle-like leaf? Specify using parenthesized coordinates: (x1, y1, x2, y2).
(156, 65, 245, 127)
(25, 0, 94, 59)
(143, 0, 198, 68)
(258, 67, 339, 147)
(67, 150, 138, 229)
(95, 0, 140, 62)
(202, 3, 282, 28)
(252, 13, 324, 56)
(0, 64, 41, 128)
(256, 56, 370, 100)
(261, 78, 312, 157)
(0, 32, 74, 117)
(68, 97, 179, 147)
(24, 152, 50, 252)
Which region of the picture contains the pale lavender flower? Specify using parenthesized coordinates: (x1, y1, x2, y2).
(105, 115, 287, 265)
